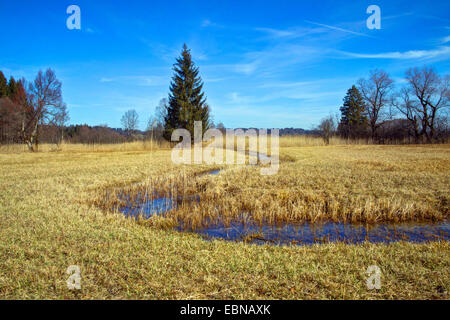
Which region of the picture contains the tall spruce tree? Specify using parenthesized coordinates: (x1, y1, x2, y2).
(338, 85, 368, 138)
(8, 77, 17, 98)
(0, 71, 8, 98)
(164, 44, 210, 141)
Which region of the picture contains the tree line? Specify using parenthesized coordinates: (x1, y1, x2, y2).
(0, 69, 68, 150)
(0, 44, 212, 149)
(1, 44, 448, 150)
(318, 67, 449, 144)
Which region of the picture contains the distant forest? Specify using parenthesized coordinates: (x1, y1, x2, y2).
(39, 124, 321, 145)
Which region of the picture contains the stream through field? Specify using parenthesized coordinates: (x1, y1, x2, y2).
(118, 168, 449, 245)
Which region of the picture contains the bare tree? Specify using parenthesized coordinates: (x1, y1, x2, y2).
(434, 110, 450, 141)
(215, 122, 226, 134)
(121, 109, 139, 135)
(145, 99, 168, 142)
(394, 67, 449, 143)
(146, 116, 157, 141)
(155, 98, 168, 126)
(24, 69, 65, 151)
(392, 88, 421, 142)
(357, 69, 394, 141)
(53, 103, 70, 145)
(317, 115, 336, 145)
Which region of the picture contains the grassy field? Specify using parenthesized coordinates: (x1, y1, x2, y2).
(100, 144, 449, 229)
(0, 142, 448, 299)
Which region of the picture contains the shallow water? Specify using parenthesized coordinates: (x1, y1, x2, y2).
(193, 220, 449, 245)
(119, 195, 449, 245)
(120, 194, 200, 219)
(201, 169, 220, 175)
(118, 168, 449, 245)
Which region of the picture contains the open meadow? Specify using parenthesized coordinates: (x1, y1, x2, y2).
(0, 140, 448, 299)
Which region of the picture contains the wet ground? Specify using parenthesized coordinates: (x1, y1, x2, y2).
(193, 220, 449, 245)
(118, 168, 449, 245)
(119, 196, 448, 245)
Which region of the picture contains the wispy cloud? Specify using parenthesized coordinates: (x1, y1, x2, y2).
(339, 46, 450, 60)
(203, 46, 317, 77)
(201, 19, 224, 28)
(441, 36, 450, 44)
(382, 12, 414, 21)
(254, 27, 298, 38)
(83, 25, 101, 34)
(418, 15, 450, 23)
(222, 77, 351, 108)
(201, 19, 212, 27)
(256, 79, 350, 102)
(100, 75, 169, 86)
(232, 61, 259, 75)
(224, 44, 325, 77)
(304, 20, 374, 38)
(254, 26, 326, 39)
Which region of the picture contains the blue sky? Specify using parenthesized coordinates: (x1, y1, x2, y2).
(1, 0, 449, 129)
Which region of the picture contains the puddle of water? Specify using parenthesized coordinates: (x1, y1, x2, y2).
(119, 195, 449, 244)
(120, 195, 174, 218)
(117, 167, 449, 245)
(193, 220, 449, 245)
(120, 169, 219, 218)
(200, 169, 220, 175)
(120, 193, 199, 219)
(247, 150, 271, 162)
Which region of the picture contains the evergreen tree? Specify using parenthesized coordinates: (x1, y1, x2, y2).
(8, 77, 17, 98)
(0, 71, 8, 98)
(338, 85, 368, 138)
(164, 44, 210, 140)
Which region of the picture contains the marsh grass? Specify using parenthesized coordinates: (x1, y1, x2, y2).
(5, 134, 447, 154)
(0, 144, 448, 299)
(0, 140, 172, 153)
(98, 145, 449, 231)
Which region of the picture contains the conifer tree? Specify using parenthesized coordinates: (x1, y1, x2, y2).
(164, 44, 210, 140)
(338, 85, 368, 138)
(0, 71, 8, 98)
(8, 77, 17, 98)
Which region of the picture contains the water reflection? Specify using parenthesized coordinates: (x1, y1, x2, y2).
(193, 220, 449, 245)
(118, 168, 448, 245)
(119, 195, 448, 245)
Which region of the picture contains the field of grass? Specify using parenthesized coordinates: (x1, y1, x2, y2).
(100, 144, 449, 229)
(0, 142, 448, 299)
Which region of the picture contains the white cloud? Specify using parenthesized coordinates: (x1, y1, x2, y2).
(201, 19, 212, 27)
(100, 75, 168, 86)
(254, 26, 326, 39)
(200, 19, 223, 28)
(442, 36, 450, 44)
(304, 20, 373, 38)
(100, 77, 114, 82)
(233, 62, 259, 75)
(339, 46, 450, 60)
(254, 27, 298, 38)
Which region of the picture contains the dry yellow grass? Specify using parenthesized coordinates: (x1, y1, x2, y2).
(0, 140, 171, 153)
(0, 143, 448, 299)
(99, 144, 449, 229)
